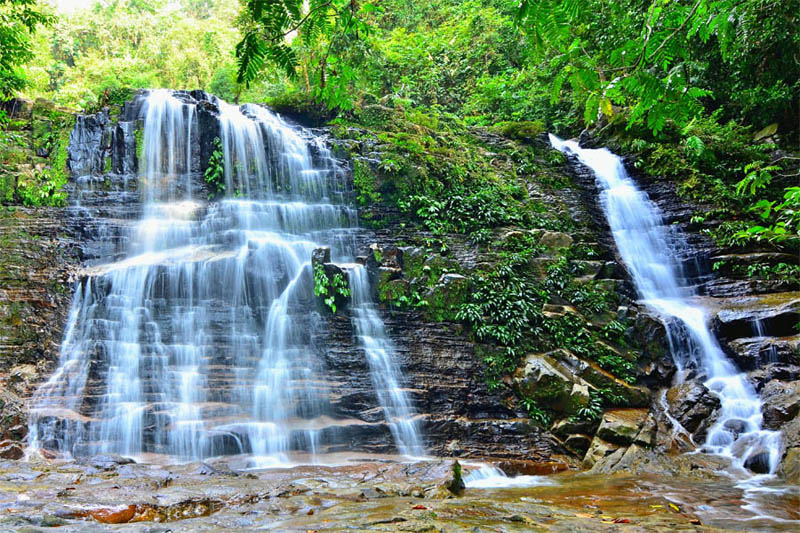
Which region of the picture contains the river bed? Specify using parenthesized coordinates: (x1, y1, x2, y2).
(1, 455, 797, 531)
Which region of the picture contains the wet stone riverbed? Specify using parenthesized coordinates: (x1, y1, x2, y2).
(0, 455, 797, 532)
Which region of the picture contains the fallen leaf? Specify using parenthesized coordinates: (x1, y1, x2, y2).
(614, 518, 631, 524)
(412, 504, 427, 510)
(668, 503, 680, 512)
(574, 513, 594, 518)
(690, 518, 702, 525)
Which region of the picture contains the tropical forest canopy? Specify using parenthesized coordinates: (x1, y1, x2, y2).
(1, 0, 799, 246)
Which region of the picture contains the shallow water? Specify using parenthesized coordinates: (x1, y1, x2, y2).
(2, 455, 797, 531)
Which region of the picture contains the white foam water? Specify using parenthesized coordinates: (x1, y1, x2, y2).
(549, 134, 782, 475)
(463, 463, 551, 489)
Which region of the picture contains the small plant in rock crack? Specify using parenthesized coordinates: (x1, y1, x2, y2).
(313, 263, 351, 314)
(204, 137, 226, 200)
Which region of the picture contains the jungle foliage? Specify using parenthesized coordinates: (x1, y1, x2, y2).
(232, 0, 798, 250)
(0, 0, 53, 99)
(19, 0, 249, 108)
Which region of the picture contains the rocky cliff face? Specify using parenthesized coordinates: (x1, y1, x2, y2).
(0, 98, 82, 459)
(1, 95, 797, 479)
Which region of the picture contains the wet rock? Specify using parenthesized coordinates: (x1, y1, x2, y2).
(0, 440, 23, 459)
(582, 437, 620, 468)
(748, 363, 800, 390)
(80, 454, 136, 471)
(311, 246, 331, 266)
(89, 505, 136, 524)
(744, 448, 772, 474)
(494, 458, 571, 475)
(727, 335, 800, 370)
(780, 447, 800, 484)
(711, 292, 800, 340)
(631, 310, 672, 373)
(665, 381, 721, 439)
(68, 112, 111, 177)
(722, 419, 748, 437)
(595, 409, 649, 446)
(563, 434, 592, 455)
(760, 379, 800, 429)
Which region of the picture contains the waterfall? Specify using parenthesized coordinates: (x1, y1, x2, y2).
(28, 89, 421, 463)
(347, 265, 422, 456)
(550, 135, 782, 475)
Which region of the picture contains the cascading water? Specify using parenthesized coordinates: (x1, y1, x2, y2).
(347, 266, 422, 456)
(550, 135, 782, 475)
(29, 89, 421, 463)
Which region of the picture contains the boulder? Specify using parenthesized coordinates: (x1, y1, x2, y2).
(760, 379, 800, 429)
(539, 231, 573, 250)
(0, 440, 24, 460)
(311, 246, 331, 266)
(743, 448, 772, 474)
(595, 408, 649, 446)
(513, 353, 589, 415)
(582, 437, 620, 468)
(631, 310, 672, 366)
(780, 447, 800, 484)
(665, 381, 720, 440)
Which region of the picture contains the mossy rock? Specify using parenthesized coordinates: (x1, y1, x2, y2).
(425, 273, 469, 321)
(513, 352, 590, 416)
(377, 278, 409, 303)
(492, 120, 546, 142)
(266, 91, 334, 127)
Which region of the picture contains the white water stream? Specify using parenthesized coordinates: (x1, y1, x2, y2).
(29, 90, 421, 462)
(550, 135, 782, 475)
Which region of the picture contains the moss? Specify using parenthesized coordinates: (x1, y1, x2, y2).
(491, 120, 546, 141)
(424, 274, 468, 322)
(266, 91, 334, 127)
(353, 158, 382, 206)
(377, 278, 409, 302)
(8, 104, 72, 207)
(134, 125, 144, 166)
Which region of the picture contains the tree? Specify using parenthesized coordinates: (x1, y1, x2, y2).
(20, 0, 243, 108)
(235, 0, 381, 109)
(515, 0, 799, 138)
(0, 0, 52, 99)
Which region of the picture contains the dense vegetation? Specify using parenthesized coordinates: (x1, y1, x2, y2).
(232, 0, 798, 253)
